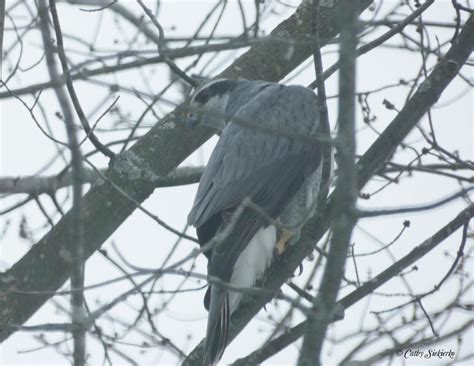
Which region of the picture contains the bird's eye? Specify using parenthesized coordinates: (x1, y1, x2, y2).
(195, 89, 211, 104)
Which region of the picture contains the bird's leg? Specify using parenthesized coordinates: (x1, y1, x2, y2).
(275, 228, 293, 255)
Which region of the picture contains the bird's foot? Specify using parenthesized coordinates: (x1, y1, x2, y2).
(275, 228, 293, 256)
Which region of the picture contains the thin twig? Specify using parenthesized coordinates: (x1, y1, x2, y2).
(308, 0, 435, 89)
(0, 35, 272, 100)
(310, 0, 330, 151)
(49, 0, 115, 160)
(234, 205, 473, 365)
(416, 298, 439, 337)
(136, 0, 197, 87)
(357, 186, 474, 218)
(372, 218, 471, 315)
(0, 0, 5, 80)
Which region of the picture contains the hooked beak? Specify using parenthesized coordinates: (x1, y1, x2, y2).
(186, 113, 199, 128)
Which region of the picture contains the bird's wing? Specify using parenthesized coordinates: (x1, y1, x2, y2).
(188, 84, 321, 231)
(192, 85, 322, 365)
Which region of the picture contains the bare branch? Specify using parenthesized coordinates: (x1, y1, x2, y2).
(357, 186, 474, 218)
(0, 37, 270, 100)
(310, 0, 330, 145)
(48, 0, 115, 160)
(136, 0, 197, 87)
(308, 0, 435, 88)
(0, 166, 204, 195)
(299, 1, 358, 364)
(65, 0, 162, 44)
(39, 0, 86, 362)
(2, 3, 472, 362)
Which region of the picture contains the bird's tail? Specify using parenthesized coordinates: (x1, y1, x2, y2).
(203, 285, 230, 366)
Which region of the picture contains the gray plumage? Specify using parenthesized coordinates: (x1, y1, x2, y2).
(186, 79, 323, 365)
(188, 81, 320, 227)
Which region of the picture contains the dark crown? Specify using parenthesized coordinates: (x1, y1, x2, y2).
(193, 79, 238, 105)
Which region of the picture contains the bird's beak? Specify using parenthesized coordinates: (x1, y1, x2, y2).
(187, 113, 199, 128)
(186, 116, 199, 127)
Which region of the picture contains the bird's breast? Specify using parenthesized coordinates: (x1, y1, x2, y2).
(228, 224, 277, 313)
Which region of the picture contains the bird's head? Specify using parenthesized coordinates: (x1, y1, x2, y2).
(186, 79, 238, 130)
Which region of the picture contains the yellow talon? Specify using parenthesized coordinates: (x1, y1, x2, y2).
(275, 229, 293, 255)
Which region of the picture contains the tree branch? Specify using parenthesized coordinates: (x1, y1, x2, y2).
(309, 0, 435, 88)
(0, 37, 272, 100)
(0, 163, 204, 196)
(49, 0, 115, 160)
(310, 0, 330, 143)
(38, 0, 86, 363)
(65, 0, 163, 45)
(299, 1, 358, 364)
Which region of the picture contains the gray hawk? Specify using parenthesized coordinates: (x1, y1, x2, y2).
(186, 79, 324, 365)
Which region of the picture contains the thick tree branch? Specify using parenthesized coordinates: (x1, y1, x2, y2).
(0, 0, 373, 342)
(0, 166, 204, 195)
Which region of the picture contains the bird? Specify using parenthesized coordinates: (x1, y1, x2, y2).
(186, 79, 324, 365)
